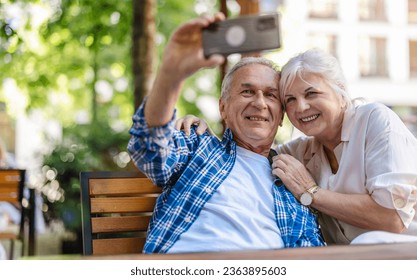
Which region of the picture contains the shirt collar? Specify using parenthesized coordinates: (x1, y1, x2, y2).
(341, 105, 356, 142)
(221, 128, 234, 143)
(306, 106, 355, 159)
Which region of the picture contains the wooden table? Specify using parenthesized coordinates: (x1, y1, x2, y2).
(80, 242, 417, 260)
(17, 242, 417, 280)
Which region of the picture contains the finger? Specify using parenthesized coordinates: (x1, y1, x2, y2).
(195, 15, 213, 26)
(200, 14, 226, 65)
(200, 12, 225, 25)
(185, 115, 204, 135)
(271, 168, 279, 177)
(197, 14, 217, 27)
(271, 155, 282, 165)
(182, 118, 196, 137)
(271, 158, 286, 169)
(175, 119, 185, 131)
(272, 167, 285, 179)
(276, 154, 298, 165)
(213, 12, 226, 22)
(176, 14, 224, 38)
(276, 154, 289, 161)
(196, 121, 208, 135)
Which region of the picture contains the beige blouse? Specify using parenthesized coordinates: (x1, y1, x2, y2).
(276, 102, 417, 244)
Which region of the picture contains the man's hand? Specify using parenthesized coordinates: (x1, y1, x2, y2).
(161, 13, 226, 80)
(145, 13, 226, 127)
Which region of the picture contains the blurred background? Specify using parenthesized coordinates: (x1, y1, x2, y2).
(0, 0, 416, 256)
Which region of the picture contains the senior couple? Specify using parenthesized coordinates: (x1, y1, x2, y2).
(127, 13, 417, 254)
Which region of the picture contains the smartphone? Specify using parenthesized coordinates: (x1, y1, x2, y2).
(202, 13, 281, 58)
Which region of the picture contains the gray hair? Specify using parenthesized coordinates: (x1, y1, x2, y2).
(279, 48, 353, 109)
(221, 57, 280, 100)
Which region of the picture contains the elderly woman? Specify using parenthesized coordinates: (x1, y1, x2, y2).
(271, 48, 417, 244)
(177, 48, 417, 245)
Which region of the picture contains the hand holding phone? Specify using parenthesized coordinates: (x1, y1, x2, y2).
(202, 13, 281, 58)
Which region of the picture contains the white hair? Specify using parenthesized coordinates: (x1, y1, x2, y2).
(280, 48, 353, 109)
(221, 57, 280, 100)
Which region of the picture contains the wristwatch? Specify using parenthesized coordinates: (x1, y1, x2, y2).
(299, 185, 320, 206)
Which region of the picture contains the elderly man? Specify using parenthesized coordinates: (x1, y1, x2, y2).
(127, 13, 324, 254)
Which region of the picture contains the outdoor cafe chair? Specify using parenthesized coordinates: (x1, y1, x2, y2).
(0, 169, 35, 259)
(80, 171, 162, 256)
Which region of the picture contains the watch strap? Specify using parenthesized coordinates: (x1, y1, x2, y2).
(307, 185, 320, 195)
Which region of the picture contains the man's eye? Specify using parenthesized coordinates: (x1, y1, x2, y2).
(241, 89, 254, 95)
(265, 92, 277, 98)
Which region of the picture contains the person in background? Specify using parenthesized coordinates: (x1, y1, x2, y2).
(127, 14, 324, 254)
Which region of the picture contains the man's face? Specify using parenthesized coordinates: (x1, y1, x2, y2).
(219, 64, 282, 154)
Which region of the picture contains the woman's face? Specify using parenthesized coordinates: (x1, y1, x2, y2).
(283, 73, 346, 149)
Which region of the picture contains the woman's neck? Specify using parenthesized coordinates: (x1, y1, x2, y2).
(323, 146, 339, 174)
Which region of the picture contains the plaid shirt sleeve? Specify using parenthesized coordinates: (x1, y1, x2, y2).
(268, 149, 325, 247)
(127, 99, 199, 187)
(274, 180, 325, 247)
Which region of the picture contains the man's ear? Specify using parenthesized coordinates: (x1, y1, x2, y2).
(219, 98, 226, 121)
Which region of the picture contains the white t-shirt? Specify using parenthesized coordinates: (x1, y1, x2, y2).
(277, 102, 417, 242)
(168, 146, 284, 253)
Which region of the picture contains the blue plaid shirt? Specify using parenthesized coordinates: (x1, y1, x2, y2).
(128, 101, 325, 253)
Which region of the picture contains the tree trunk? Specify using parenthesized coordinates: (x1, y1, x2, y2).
(236, 0, 260, 15)
(219, 0, 228, 84)
(132, 0, 156, 110)
(219, 0, 229, 136)
(236, 0, 261, 57)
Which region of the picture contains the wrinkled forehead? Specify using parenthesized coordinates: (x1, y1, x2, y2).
(287, 72, 324, 92)
(231, 64, 280, 87)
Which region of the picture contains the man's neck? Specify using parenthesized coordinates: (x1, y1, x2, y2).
(235, 142, 272, 157)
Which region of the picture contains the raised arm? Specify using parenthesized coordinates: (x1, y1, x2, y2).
(145, 14, 225, 127)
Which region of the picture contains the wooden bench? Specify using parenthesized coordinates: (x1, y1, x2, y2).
(80, 171, 162, 256)
(79, 171, 417, 260)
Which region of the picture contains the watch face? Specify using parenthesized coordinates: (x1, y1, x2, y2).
(300, 192, 313, 206)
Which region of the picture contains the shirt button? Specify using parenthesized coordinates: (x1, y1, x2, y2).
(221, 170, 227, 175)
(204, 187, 212, 194)
(184, 217, 192, 223)
(394, 198, 406, 208)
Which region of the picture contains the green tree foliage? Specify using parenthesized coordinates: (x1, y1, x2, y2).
(1, 0, 220, 127)
(0, 0, 222, 239)
(1, 0, 136, 237)
(1, 0, 134, 124)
